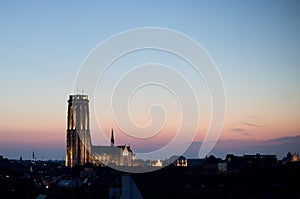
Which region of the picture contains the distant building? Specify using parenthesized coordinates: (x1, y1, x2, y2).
(91, 128, 136, 166)
(201, 155, 223, 174)
(291, 153, 299, 162)
(163, 155, 188, 167)
(218, 163, 227, 173)
(150, 160, 162, 167)
(282, 152, 299, 164)
(65, 94, 135, 167)
(65, 95, 92, 167)
(225, 153, 277, 172)
(175, 156, 188, 167)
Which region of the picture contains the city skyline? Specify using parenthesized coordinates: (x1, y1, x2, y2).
(0, 1, 300, 160)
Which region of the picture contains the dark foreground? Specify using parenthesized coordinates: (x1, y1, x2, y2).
(0, 155, 299, 199)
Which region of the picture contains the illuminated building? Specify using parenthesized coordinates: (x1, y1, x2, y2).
(151, 160, 162, 167)
(175, 158, 188, 167)
(65, 94, 135, 167)
(291, 153, 299, 162)
(91, 128, 136, 166)
(65, 95, 92, 167)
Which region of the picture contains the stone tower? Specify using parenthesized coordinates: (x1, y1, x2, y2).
(65, 94, 91, 167)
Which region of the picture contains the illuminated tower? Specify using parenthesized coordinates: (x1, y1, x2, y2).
(65, 95, 92, 167)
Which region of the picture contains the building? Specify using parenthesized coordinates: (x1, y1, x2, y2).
(225, 153, 278, 172)
(65, 95, 92, 167)
(65, 94, 135, 167)
(91, 128, 136, 166)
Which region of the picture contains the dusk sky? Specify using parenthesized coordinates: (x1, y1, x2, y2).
(0, 1, 299, 160)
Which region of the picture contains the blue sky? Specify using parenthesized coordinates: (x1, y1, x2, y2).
(0, 1, 299, 160)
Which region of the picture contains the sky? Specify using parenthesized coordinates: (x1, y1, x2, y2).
(0, 0, 299, 160)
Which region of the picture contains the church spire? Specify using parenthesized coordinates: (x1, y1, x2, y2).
(111, 128, 114, 146)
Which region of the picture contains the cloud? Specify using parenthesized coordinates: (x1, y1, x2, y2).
(242, 122, 263, 127)
(231, 128, 252, 136)
(184, 135, 300, 159)
(262, 135, 300, 144)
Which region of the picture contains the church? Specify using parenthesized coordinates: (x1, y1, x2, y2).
(65, 94, 135, 167)
(91, 128, 136, 166)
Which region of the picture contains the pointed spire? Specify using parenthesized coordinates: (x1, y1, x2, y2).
(111, 128, 114, 146)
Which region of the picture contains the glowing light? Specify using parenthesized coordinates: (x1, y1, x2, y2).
(291, 154, 299, 162)
(152, 159, 162, 167)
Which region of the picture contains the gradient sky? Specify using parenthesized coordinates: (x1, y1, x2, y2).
(0, 0, 299, 160)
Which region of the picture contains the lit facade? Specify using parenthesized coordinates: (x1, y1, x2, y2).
(65, 94, 135, 167)
(91, 129, 136, 166)
(65, 95, 92, 167)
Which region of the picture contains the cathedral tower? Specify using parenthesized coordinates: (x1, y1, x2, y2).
(65, 95, 92, 167)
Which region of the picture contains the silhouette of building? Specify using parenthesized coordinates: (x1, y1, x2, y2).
(282, 152, 299, 164)
(65, 94, 135, 167)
